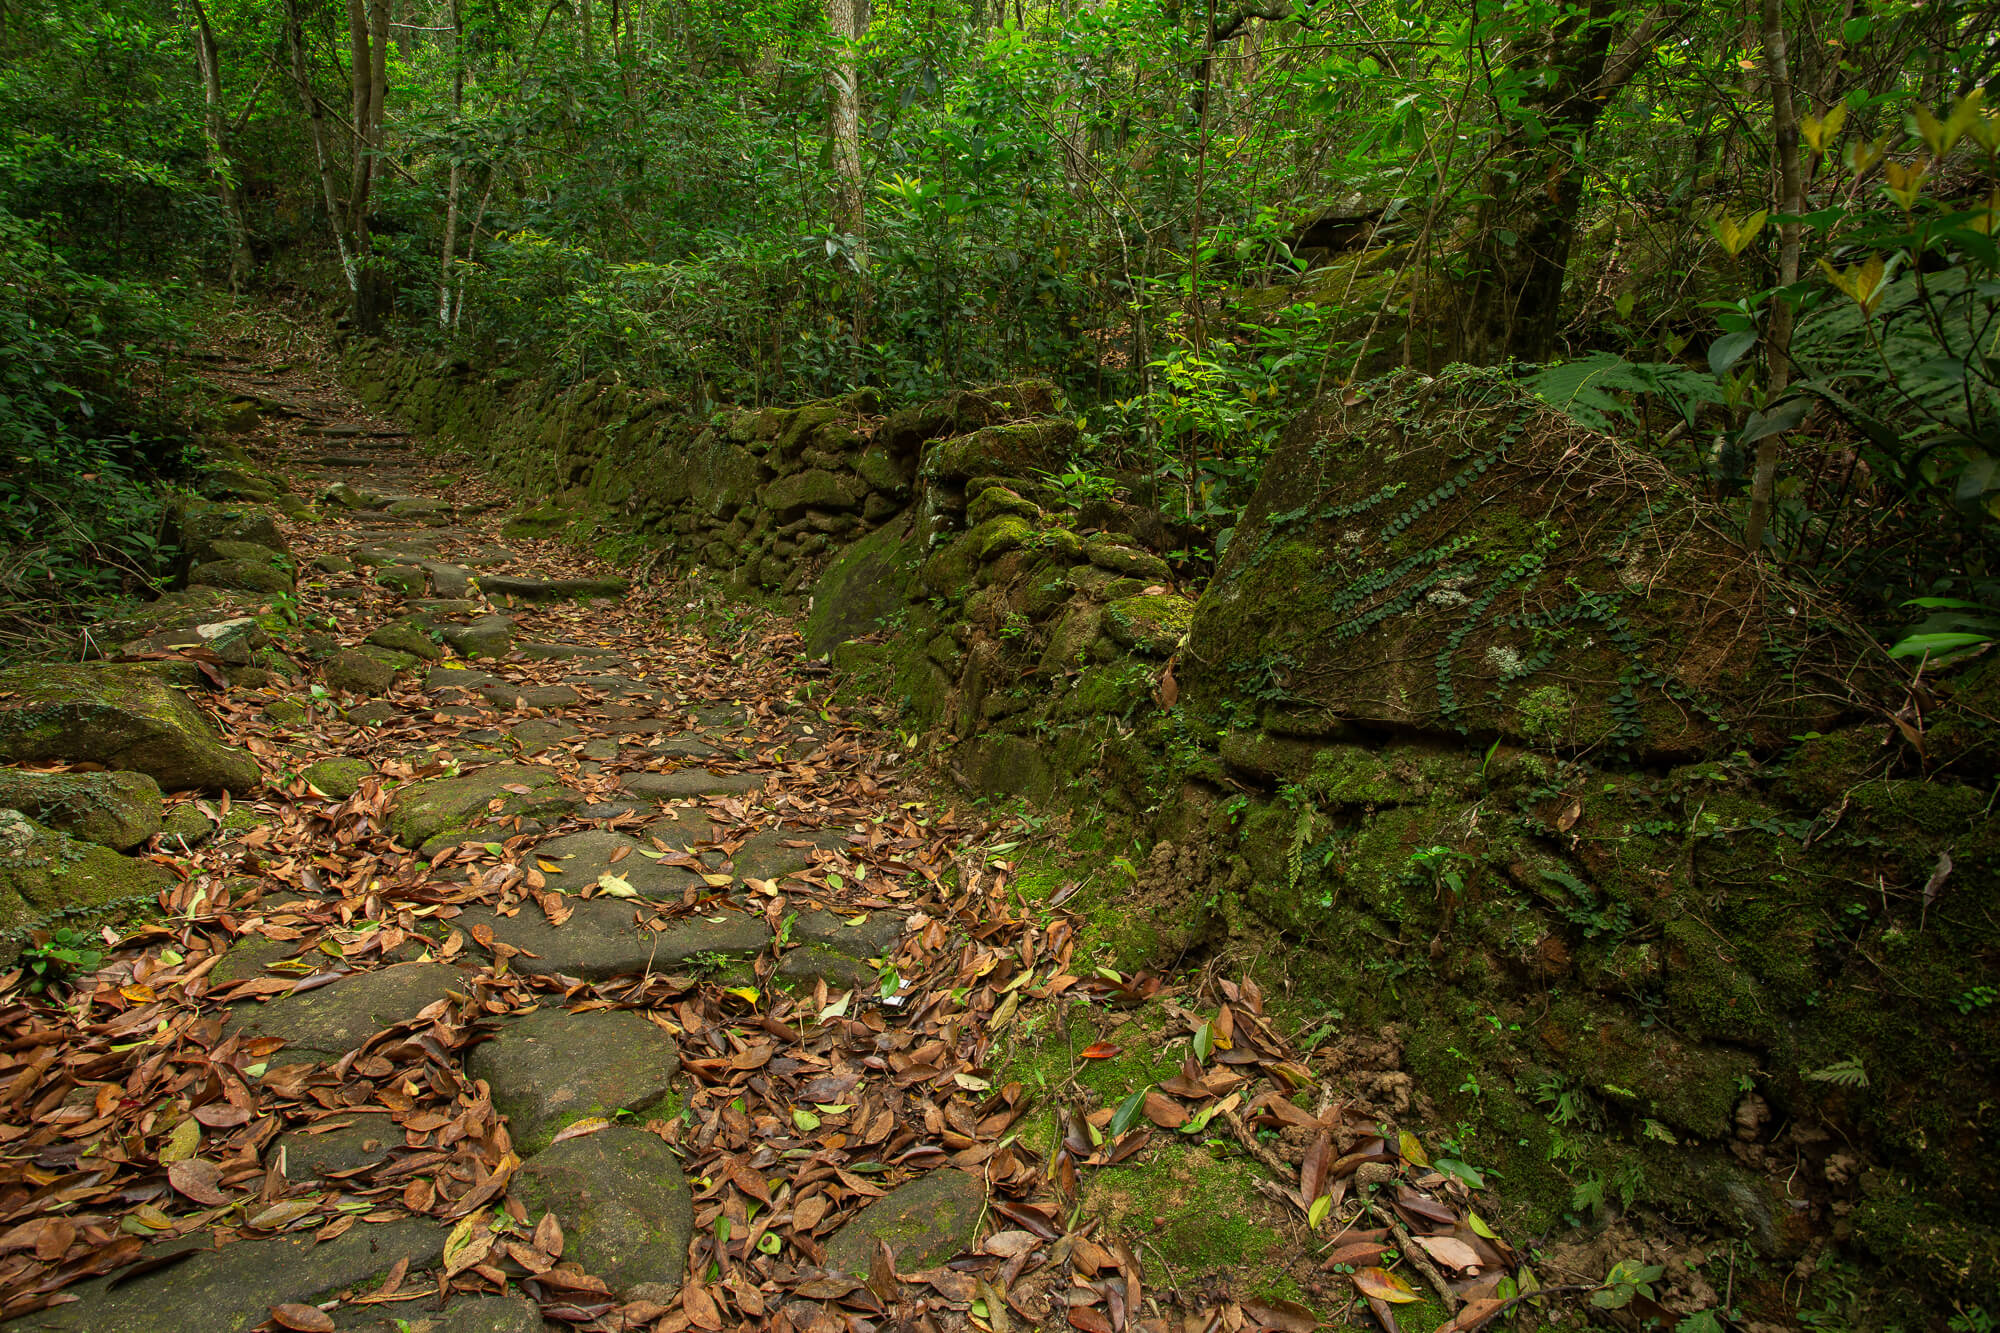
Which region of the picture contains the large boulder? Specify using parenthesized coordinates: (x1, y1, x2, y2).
(0, 664, 261, 792)
(0, 769, 163, 850)
(169, 496, 288, 569)
(1184, 370, 1879, 761)
(0, 810, 175, 954)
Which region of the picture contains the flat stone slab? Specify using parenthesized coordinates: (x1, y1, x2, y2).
(648, 734, 724, 760)
(468, 1006, 680, 1153)
(511, 1125, 692, 1299)
(229, 962, 468, 1063)
(343, 1297, 542, 1333)
(424, 665, 505, 692)
(434, 614, 514, 659)
(507, 718, 582, 753)
(474, 901, 771, 981)
(480, 575, 629, 604)
(823, 1168, 986, 1274)
(731, 828, 849, 882)
(388, 763, 578, 848)
(793, 907, 904, 959)
(270, 1118, 398, 1180)
(479, 681, 580, 710)
(518, 642, 623, 660)
(23, 1218, 447, 1332)
(530, 829, 705, 899)
(622, 768, 767, 801)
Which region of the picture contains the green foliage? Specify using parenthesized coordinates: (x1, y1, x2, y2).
(21, 926, 104, 996)
(0, 210, 192, 641)
(1526, 353, 1724, 434)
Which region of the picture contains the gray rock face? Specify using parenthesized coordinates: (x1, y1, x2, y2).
(228, 961, 469, 1063)
(622, 768, 767, 801)
(324, 647, 398, 696)
(0, 769, 163, 850)
(511, 1125, 693, 1297)
(15, 1218, 447, 1333)
(730, 827, 849, 882)
(434, 614, 514, 658)
(468, 1006, 680, 1153)
(479, 681, 579, 710)
(388, 763, 577, 848)
(480, 575, 629, 604)
(823, 1169, 986, 1274)
(0, 664, 261, 792)
(471, 900, 771, 981)
(529, 829, 703, 899)
(269, 1119, 398, 1180)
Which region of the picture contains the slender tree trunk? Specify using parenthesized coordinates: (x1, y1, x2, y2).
(285, 0, 358, 292)
(186, 0, 254, 292)
(439, 0, 464, 327)
(1745, 0, 1803, 551)
(1451, 1, 1684, 364)
(826, 0, 865, 240)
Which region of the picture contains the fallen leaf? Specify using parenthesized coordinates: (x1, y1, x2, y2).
(1352, 1267, 1422, 1304)
(167, 1159, 229, 1206)
(268, 1305, 335, 1332)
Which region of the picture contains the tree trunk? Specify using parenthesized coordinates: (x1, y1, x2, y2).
(438, 0, 464, 328)
(1744, 0, 1803, 551)
(1450, 1, 1685, 365)
(186, 0, 254, 292)
(285, 0, 358, 293)
(826, 0, 865, 240)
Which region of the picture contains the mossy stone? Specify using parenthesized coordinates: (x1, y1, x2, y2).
(1103, 592, 1194, 656)
(24, 1218, 445, 1333)
(823, 1168, 985, 1274)
(324, 648, 397, 696)
(388, 763, 577, 848)
(0, 810, 174, 955)
(301, 757, 372, 800)
(0, 664, 260, 792)
(466, 1006, 681, 1154)
(185, 558, 292, 594)
(510, 1126, 694, 1297)
(0, 769, 162, 851)
(366, 621, 444, 661)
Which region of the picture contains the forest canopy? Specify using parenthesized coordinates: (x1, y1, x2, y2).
(2, 0, 1998, 644)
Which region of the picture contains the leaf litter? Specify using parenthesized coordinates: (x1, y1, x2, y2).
(0, 345, 1543, 1331)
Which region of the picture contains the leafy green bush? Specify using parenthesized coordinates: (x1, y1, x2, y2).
(0, 209, 193, 643)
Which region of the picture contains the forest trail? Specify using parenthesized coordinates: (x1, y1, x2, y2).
(0, 351, 1519, 1333)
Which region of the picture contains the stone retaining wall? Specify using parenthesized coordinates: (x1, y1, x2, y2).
(337, 342, 2000, 1305)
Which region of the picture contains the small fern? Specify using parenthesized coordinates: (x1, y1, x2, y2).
(1805, 1056, 1869, 1088)
(1527, 352, 1723, 433)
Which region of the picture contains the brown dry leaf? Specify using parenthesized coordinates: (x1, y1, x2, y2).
(1414, 1236, 1484, 1272)
(166, 1159, 229, 1206)
(268, 1304, 336, 1332)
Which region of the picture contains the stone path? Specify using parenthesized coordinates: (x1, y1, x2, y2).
(0, 351, 1522, 1333)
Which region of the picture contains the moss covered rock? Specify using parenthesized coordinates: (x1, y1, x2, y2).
(1104, 592, 1193, 656)
(301, 757, 372, 800)
(0, 769, 162, 850)
(0, 809, 173, 953)
(0, 664, 260, 792)
(823, 1168, 985, 1274)
(510, 1126, 693, 1297)
(388, 763, 577, 849)
(1184, 368, 1875, 760)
